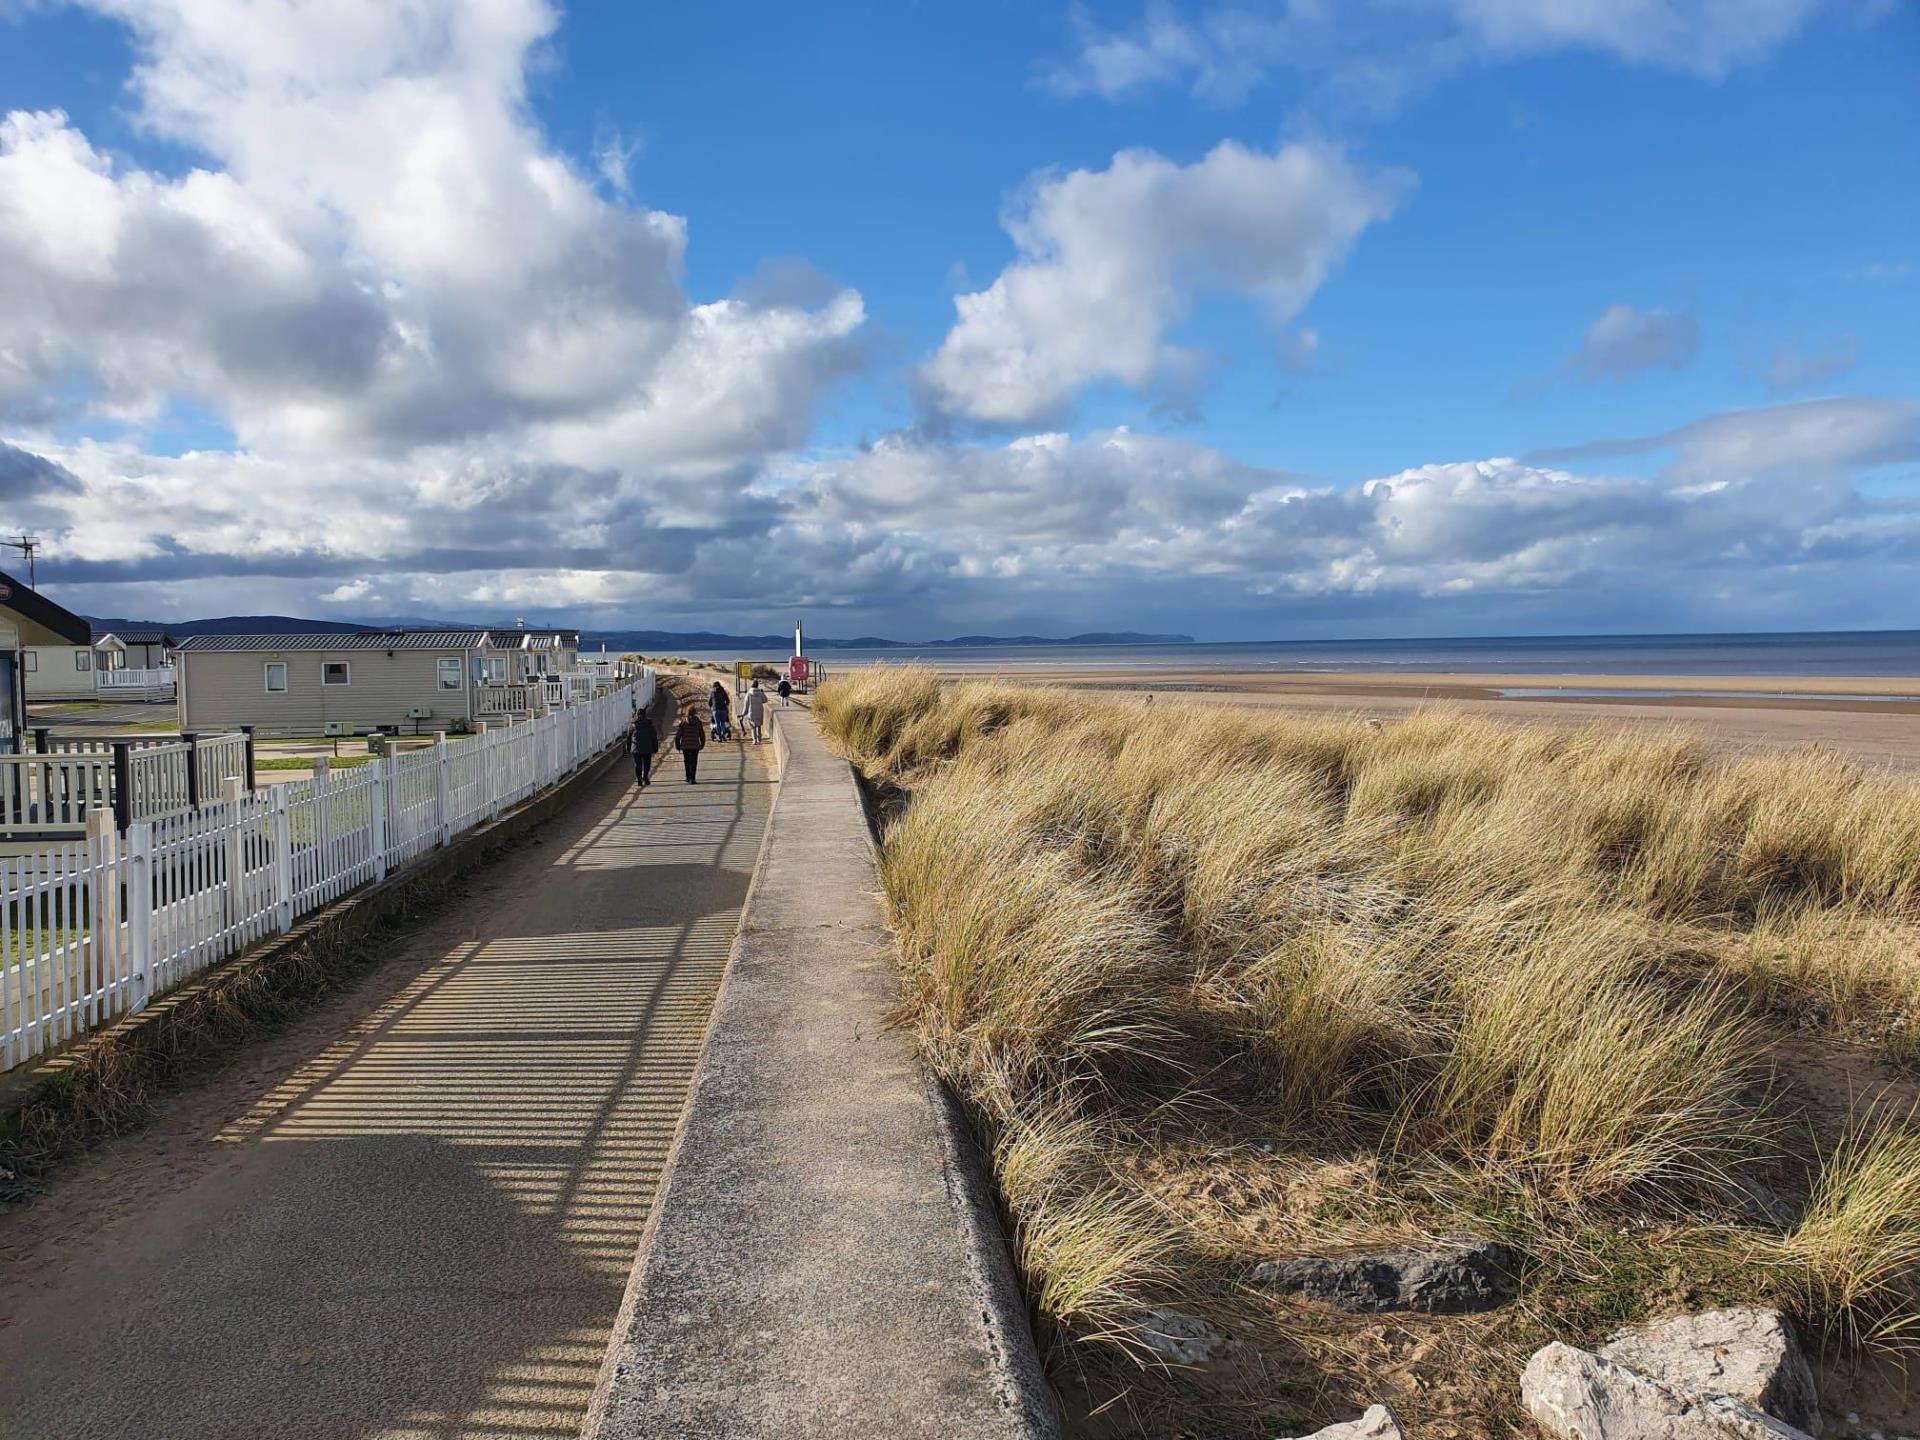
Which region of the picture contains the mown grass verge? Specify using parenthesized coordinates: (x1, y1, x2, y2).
(817, 666, 1920, 1437)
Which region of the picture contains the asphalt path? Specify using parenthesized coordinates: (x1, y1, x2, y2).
(0, 735, 774, 1440)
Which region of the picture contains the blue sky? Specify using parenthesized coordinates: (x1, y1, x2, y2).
(0, 0, 1916, 638)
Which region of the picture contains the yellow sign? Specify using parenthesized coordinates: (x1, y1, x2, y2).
(734, 659, 755, 681)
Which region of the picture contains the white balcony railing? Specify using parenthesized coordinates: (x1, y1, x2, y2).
(97, 666, 176, 691)
(478, 683, 539, 715)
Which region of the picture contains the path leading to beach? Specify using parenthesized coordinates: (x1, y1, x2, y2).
(0, 738, 774, 1440)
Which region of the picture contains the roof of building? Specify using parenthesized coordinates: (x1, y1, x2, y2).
(174, 630, 493, 653)
(97, 627, 176, 646)
(0, 569, 92, 646)
(488, 627, 581, 650)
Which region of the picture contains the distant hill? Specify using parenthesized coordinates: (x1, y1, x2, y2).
(85, 613, 373, 636)
(580, 629, 1194, 651)
(84, 614, 1194, 650)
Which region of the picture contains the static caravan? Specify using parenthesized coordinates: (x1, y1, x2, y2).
(95, 628, 177, 670)
(173, 630, 496, 736)
(0, 571, 94, 727)
(484, 627, 582, 683)
(22, 642, 102, 702)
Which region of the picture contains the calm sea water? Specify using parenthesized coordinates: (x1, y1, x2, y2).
(688, 630, 1920, 678)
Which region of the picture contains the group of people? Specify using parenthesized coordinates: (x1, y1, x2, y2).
(627, 676, 788, 787)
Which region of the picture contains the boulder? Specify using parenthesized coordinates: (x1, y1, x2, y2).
(1600, 1309, 1820, 1435)
(1250, 1237, 1522, 1313)
(1279, 1403, 1407, 1440)
(1131, 1307, 1225, 1365)
(1523, 1342, 1814, 1440)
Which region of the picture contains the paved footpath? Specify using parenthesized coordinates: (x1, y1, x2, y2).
(0, 734, 774, 1440)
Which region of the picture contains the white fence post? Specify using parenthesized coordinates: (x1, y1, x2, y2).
(223, 775, 246, 931)
(370, 758, 388, 882)
(433, 733, 451, 846)
(85, 808, 122, 1023)
(125, 821, 154, 1010)
(313, 756, 332, 898)
(382, 751, 398, 870)
(487, 722, 504, 819)
(270, 786, 293, 933)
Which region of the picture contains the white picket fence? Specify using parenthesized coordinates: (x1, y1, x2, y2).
(0, 672, 653, 1072)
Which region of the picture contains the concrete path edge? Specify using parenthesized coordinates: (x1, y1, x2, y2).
(581, 705, 1062, 1439)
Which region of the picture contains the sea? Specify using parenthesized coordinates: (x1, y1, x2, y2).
(688, 629, 1920, 680)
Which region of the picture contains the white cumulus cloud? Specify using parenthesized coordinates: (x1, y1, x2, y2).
(0, 0, 863, 472)
(918, 141, 1408, 425)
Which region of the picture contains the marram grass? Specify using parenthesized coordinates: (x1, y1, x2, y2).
(817, 666, 1920, 1373)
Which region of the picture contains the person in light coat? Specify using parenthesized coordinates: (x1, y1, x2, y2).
(740, 680, 769, 743)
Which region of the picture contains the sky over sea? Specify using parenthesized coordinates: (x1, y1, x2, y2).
(1, 0, 1916, 640)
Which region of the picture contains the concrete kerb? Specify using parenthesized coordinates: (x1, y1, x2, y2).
(0, 685, 678, 1125)
(582, 704, 1062, 1440)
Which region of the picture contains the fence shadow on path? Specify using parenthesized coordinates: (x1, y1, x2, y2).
(0, 741, 774, 1440)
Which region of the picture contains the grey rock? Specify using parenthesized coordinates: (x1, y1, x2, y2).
(1523, 1342, 1814, 1440)
(1601, 1309, 1820, 1434)
(1132, 1307, 1225, 1365)
(1250, 1236, 1522, 1313)
(1278, 1403, 1406, 1440)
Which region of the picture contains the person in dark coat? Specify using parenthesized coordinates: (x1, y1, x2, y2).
(629, 708, 659, 788)
(673, 705, 706, 783)
(776, 677, 793, 706)
(708, 680, 731, 741)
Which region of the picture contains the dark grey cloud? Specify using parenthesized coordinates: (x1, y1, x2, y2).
(0, 439, 82, 499)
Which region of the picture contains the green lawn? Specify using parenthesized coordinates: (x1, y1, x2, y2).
(256, 754, 378, 771)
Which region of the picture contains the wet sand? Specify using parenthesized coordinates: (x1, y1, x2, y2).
(906, 664, 1920, 770)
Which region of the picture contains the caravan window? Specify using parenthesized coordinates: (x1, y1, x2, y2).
(437, 657, 464, 691)
(322, 661, 351, 686)
(22, 651, 35, 673)
(75, 650, 91, 672)
(264, 662, 288, 693)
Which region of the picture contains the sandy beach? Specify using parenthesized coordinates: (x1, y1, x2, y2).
(886, 662, 1920, 769)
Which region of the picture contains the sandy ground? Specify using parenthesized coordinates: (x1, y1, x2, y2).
(0, 738, 775, 1440)
(909, 665, 1920, 770)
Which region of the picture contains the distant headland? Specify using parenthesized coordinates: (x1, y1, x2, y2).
(79, 612, 1194, 651)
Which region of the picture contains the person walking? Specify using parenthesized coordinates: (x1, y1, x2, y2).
(776, 677, 793, 706)
(673, 704, 706, 783)
(740, 679, 769, 744)
(629, 706, 658, 788)
(708, 680, 732, 741)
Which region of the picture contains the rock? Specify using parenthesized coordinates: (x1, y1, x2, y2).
(1249, 1237, 1522, 1313)
(1600, 1308, 1820, 1434)
(1523, 1342, 1814, 1440)
(1131, 1307, 1225, 1365)
(1278, 1403, 1407, 1440)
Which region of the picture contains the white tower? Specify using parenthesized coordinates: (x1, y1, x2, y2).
(793, 617, 804, 657)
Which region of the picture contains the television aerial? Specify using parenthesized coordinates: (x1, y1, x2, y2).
(2, 535, 39, 588)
